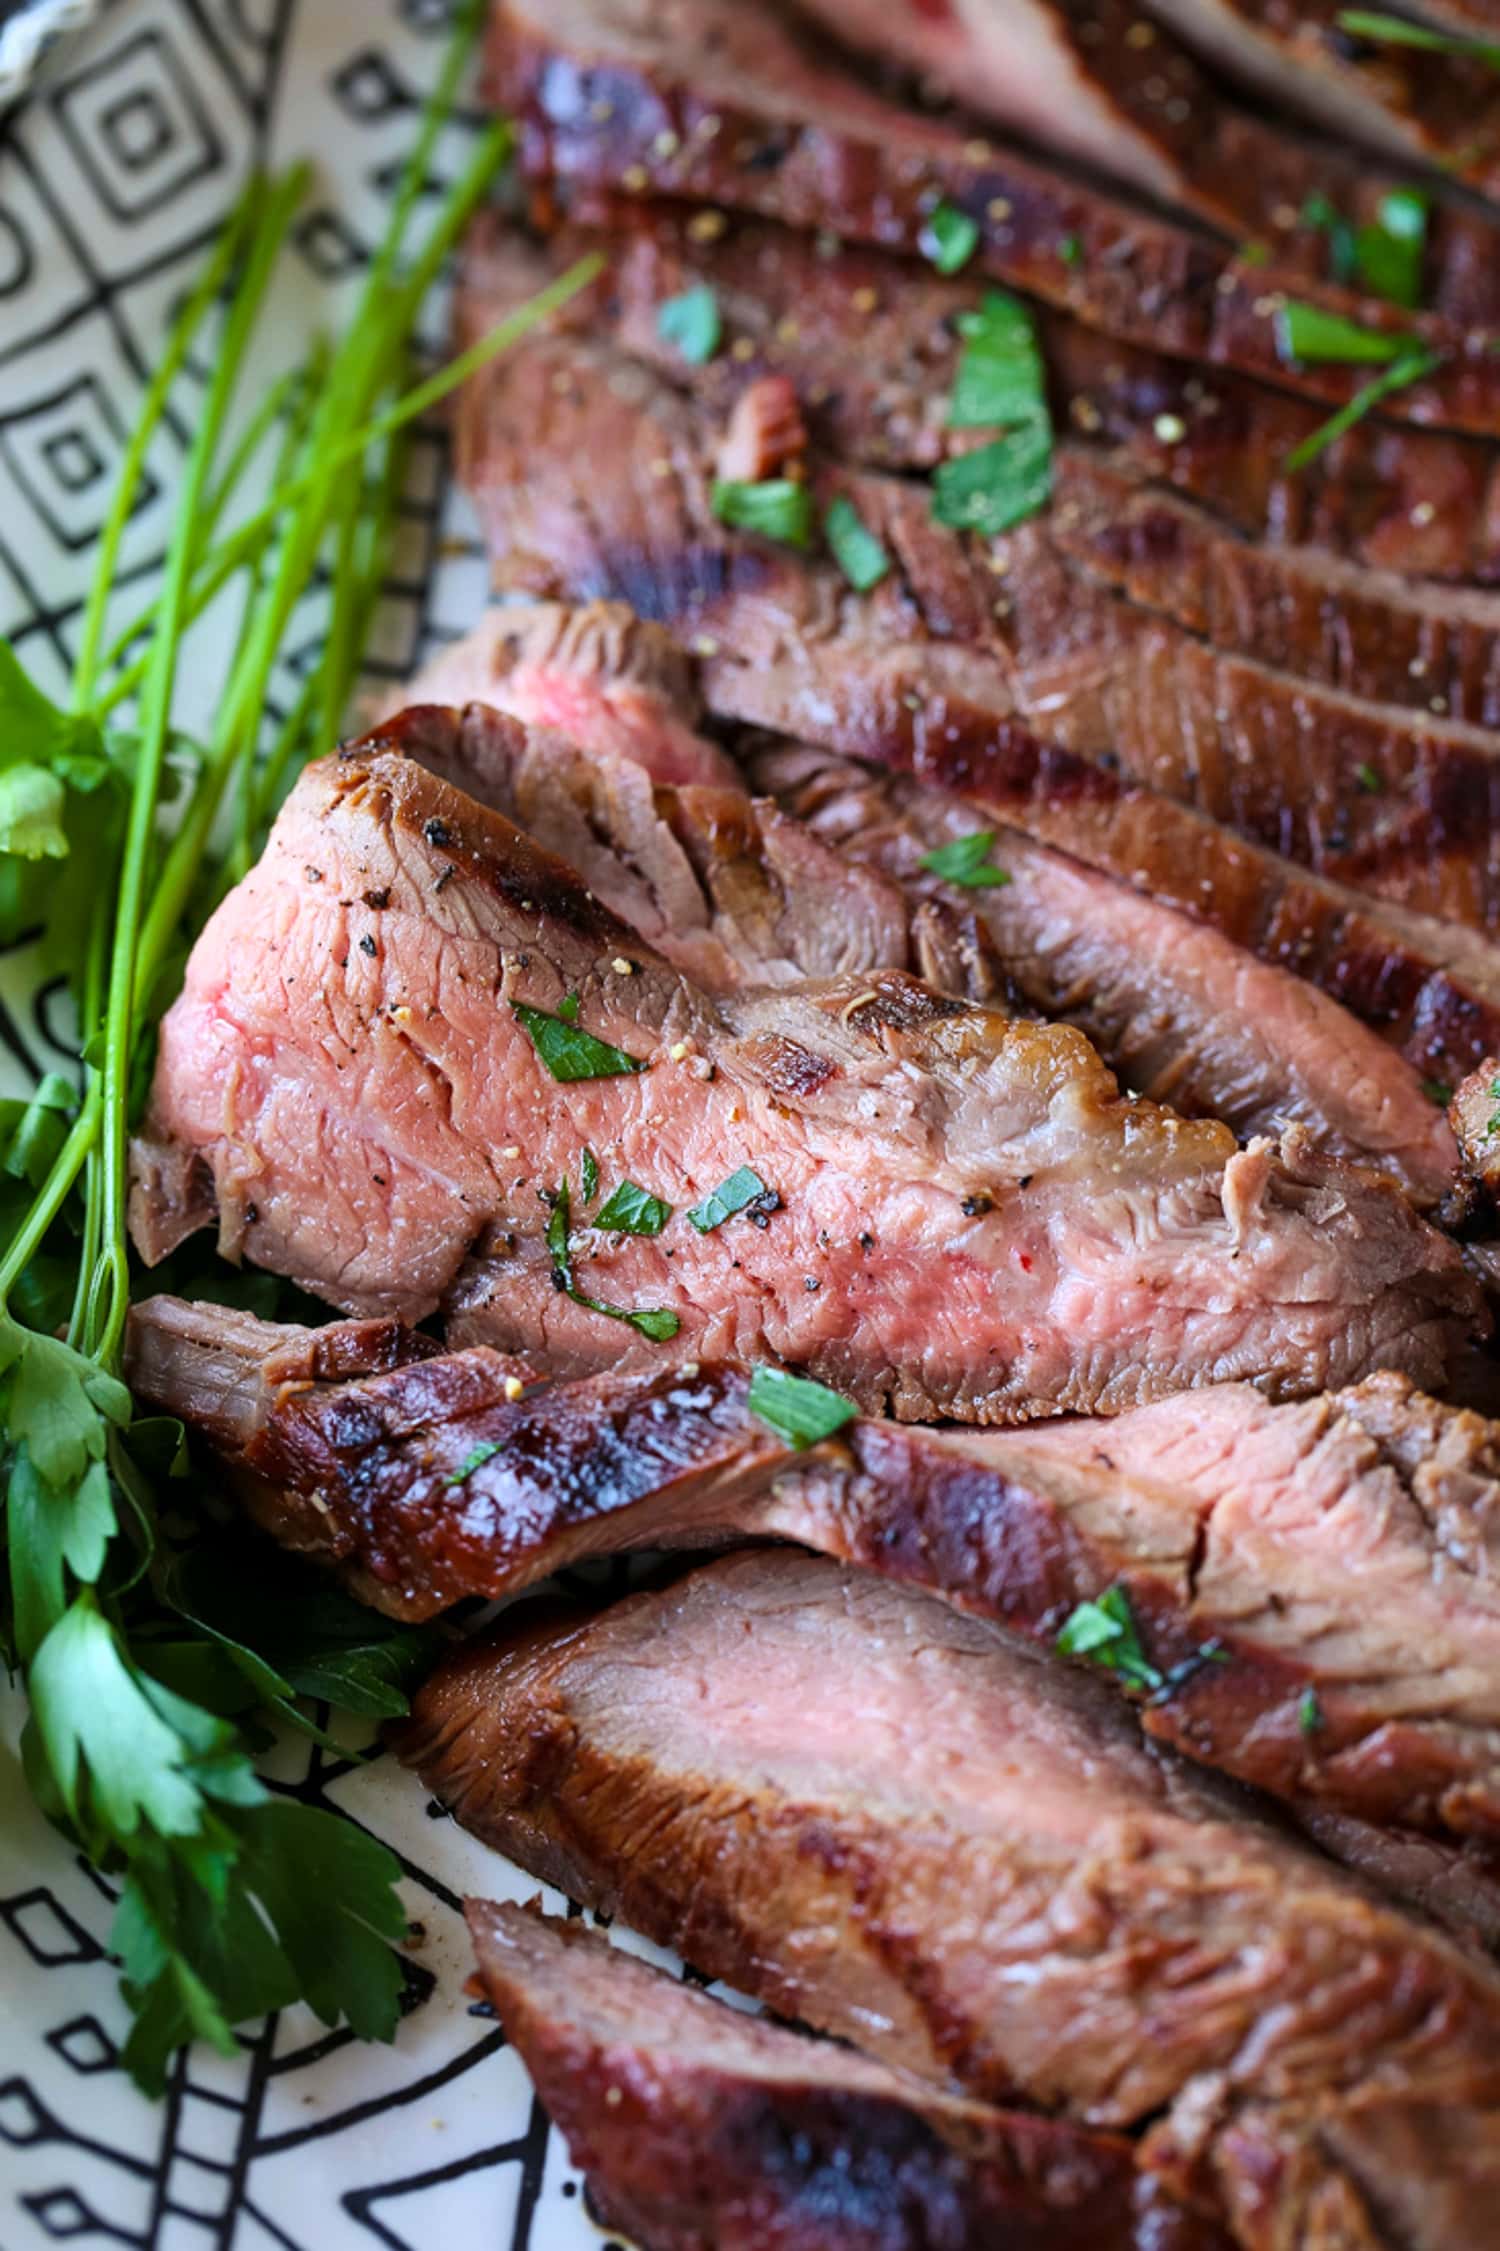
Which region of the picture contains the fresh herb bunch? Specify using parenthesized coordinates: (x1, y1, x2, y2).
(0, 7, 600, 2093)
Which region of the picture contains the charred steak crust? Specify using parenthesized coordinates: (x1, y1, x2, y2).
(130, 1296, 1500, 1854)
(400, 1551, 1500, 2249)
(485, 0, 1500, 440)
(464, 1899, 1227, 2251)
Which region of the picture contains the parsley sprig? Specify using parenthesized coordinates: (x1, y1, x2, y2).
(0, 5, 601, 2094)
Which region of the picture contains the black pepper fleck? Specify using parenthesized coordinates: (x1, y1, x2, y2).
(362, 886, 391, 910)
(424, 817, 453, 847)
(961, 1194, 992, 1216)
(359, 933, 378, 957)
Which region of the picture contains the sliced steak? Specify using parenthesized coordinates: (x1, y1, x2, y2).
(399, 1550, 1500, 2248)
(130, 737, 1479, 1415)
(790, 0, 1500, 326)
(751, 736, 1459, 1197)
(405, 612, 1459, 1194)
(1454, 1061, 1500, 1212)
(378, 696, 920, 996)
(486, 0, 1500, 439)
(465, 1900, 1223, 2251)
(131, 1296, 1500, 1853)
(470, 202, 1500, 583)
(382, 595, 739, 788)
(458, 326, 1500, 930)
(1142, 0, 1500, 194)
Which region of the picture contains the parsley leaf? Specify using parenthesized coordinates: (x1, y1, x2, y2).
(545, 1176, 680, 1340)
(918, 829, 1013, 889)
(824, 495, 890, 592)
(1298, 1687, 1324, 1735)
(657, 283, 722, 363)
(687, 1166, 778, 1233)
(595, 1179, 673, 1235)
(947, 290, 1048, 430)
(0, 765, 70, 859)
(711, 478, 815, 548)
(1356, 762, 1383, 792)
(1337, 8, 1500, 66)
(1056, 1584, 1163, 1693)
(748, 1365, 857, 1448)
(1356, 189, 1427, 310)
(581, 1145, 599, 1203)
(921, 199, 979, 275)
(512, 1000, 647, 1082)
(932, 423, 1052, 536)
(1276, 300, 1422, 366)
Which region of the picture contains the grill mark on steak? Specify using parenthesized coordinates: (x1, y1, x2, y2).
(398, 1549, 1500, 2247)
(785, 0, 1500, 330)
(468, 202, 1500, 584)
(129, 1294, 1500, 1854)
(456, 321, 1500, 933)
(485, 0, 1500, 440)
(129, 733, 1483, 1415)
(464, 1899, 1226, 2251)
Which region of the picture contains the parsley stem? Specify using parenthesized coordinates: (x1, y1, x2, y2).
(91, 252, 602, 729)
(93, 180, 300, 1366)
(0, 1087, 100, 1308)
(68, 189, 256, 715)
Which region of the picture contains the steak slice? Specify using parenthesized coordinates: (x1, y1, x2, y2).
(1453, 1060, 1500, 1214)
(457, 325, 1500, 931)
(399, 1550, 1500, 2247)
(1143, 0, 1500, 195)
(486, 0, 1500, 439)
(464, 1899, 1223, 2251)
(789, 0, 1500, 327)
(473, 202, 1500, 583)
(130, 737, 1480, 1416)
(375, 696, 920, 996)
(404, 614, 1459, 1194)
(129, 1295, 1500, 1853)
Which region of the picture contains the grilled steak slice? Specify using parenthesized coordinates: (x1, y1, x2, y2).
(472, 202, 1500, 583)
(377, 697, 920, 996)
(751, 737, 1459, 1196)
(790, 0, 1500, 327)
(460, 329, 1500, 930)
(131, 737, 1480, 1414)
(1143, 0, 1500, 195)
(400, 1550, 1500, 2248)
(486, 0, 1500, 439)
(1454, 1061, 1500, 1211)
(130, 1296, 1500, 1852)
(465, 1900, 1222, 2251)
(385, 595, 739, 789)
(405, 614, 1458, 1193)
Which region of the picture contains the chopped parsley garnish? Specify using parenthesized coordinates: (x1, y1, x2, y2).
(594, 1178, 673, 1236)
(1284, 348, 1441, 473)
(1057, 233, 1082, 267)
(921, 199, 980, 275)
(1355, 762, 1383, 792)
(1358, 189, 1427, 311)
(445, 1440, 503, 1486)
(581, 1145, 599, 1203)
(657, 283, 722, 364)
(512, 1000, 646, 1082)
(1056, 1585, 1163, 1694)
(546, 1176, 680, 1340)
(1277, 300, 1423, 367)
(1302, 192, 1356, 287)
(947, 288, 1049, 430)
(710, 477, 814, 548)
(932, 426, 1052, 536)
(1486, 1075, 1500, 1138)
(1337, 9, 1500, 66)
(918, 829, 1013, 889)
(1423, 1078, 1453, 1106)
(1298, 1687, 1324, 1736)
(747, 1364, 857, 1448)
(824, 495, 890, 592)
(687, 1166, 777, 1233)
(933, 289, 1052, 535)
